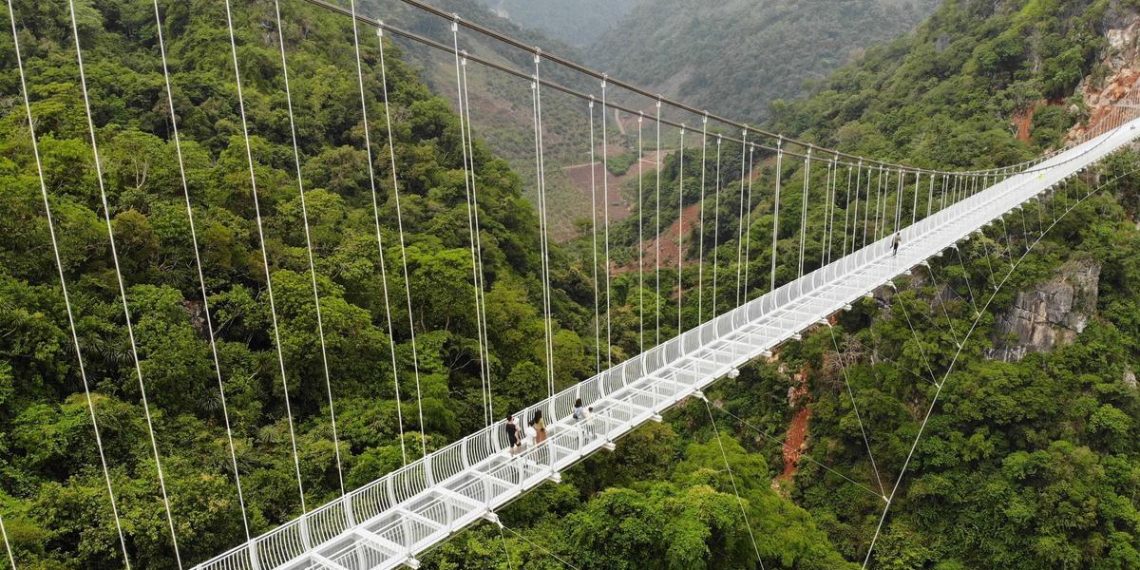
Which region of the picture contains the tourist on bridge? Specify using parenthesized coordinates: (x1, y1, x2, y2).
(583, 406, 596, 440)
(533, 410, 548, 444)
(505, 414, 521, 455)
(524, 419, 538, 448)
(573, 398, 586, 420)
(891, 232, 901, 257)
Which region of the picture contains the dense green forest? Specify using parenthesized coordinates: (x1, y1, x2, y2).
(0, 0, 842, 567)
(2, 0, 1140, 569)
(0, 0, 602, 566)
(586, 0, 941, 122)
(563, 0, 1140, 567)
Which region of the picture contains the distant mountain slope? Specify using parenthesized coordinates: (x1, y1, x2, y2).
(364, 0, 601, 238)
(586, 0, 940, 121)
(770, 0, 1121, 167)
(482, 0, 638, 48)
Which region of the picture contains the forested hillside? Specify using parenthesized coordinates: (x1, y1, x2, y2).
(0, 0, 842, 567)
(587, 0, 940, 122)
(552, 0, 1140, 567)
(3, 0, 1140, 569)
(750, 0, 1140, 565)
(366, 0, 603, 240)
(479, 0, 637, 48)
(0, 0, 598, 566)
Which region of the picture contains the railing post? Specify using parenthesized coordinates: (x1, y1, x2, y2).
(424, 455, 435, 487)
(343, 494, 357, 528)
(249, 540, 262, 570)
(299, 512, 312, 551)
(386, 477, 398, 509)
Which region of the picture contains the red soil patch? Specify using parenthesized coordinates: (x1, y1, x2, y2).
(781, 406, 812, 480)
(620, 156, 767, 276)
(1012, 105, 1035, 143)
(562, 149, 666, 241)
(780, 368, 813, 481)
(635, 202, 702, 274)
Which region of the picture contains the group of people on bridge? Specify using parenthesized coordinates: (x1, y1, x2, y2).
(504, 399, 595, 455)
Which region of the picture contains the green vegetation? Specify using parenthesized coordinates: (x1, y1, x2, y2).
(587, 0, 940, 122)
(769, 0, 1113, 163)
(0, 0, 838, 568)
(769, 167, 1140, 568)
(0, 0, 599, 566)
(3, 0, 1140, 568)
(604, 151, 637, 176)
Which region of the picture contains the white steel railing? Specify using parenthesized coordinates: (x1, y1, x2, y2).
(193, 120, 1140, 570)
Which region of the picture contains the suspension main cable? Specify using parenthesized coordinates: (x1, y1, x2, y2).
(272, 0, 346, 498)
(381, 0, 1029, 177)
(299, 0, 1099, 179)
(350, 0, 409, 465)
(6, 1, 131, 564)
(155, 0, 253, 545)
(72, 0, 183, 563)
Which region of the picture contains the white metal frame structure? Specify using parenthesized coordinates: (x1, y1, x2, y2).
(193, 122, 1140, 570)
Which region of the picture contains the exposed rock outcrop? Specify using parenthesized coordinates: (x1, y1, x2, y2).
(987, 258, 1100, 361)
(1066, 15, 1140, 143)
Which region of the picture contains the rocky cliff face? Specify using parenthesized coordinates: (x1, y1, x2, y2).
(987, 258, 1101, 361)
(1066, 13, 1140, 142)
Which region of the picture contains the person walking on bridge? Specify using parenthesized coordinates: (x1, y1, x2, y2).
(505, 414, 521, 455)
(533, 410, 548, 444)
(891, 232, 901, 257)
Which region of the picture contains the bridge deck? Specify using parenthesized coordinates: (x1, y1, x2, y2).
(194, 121, 1140, 570)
